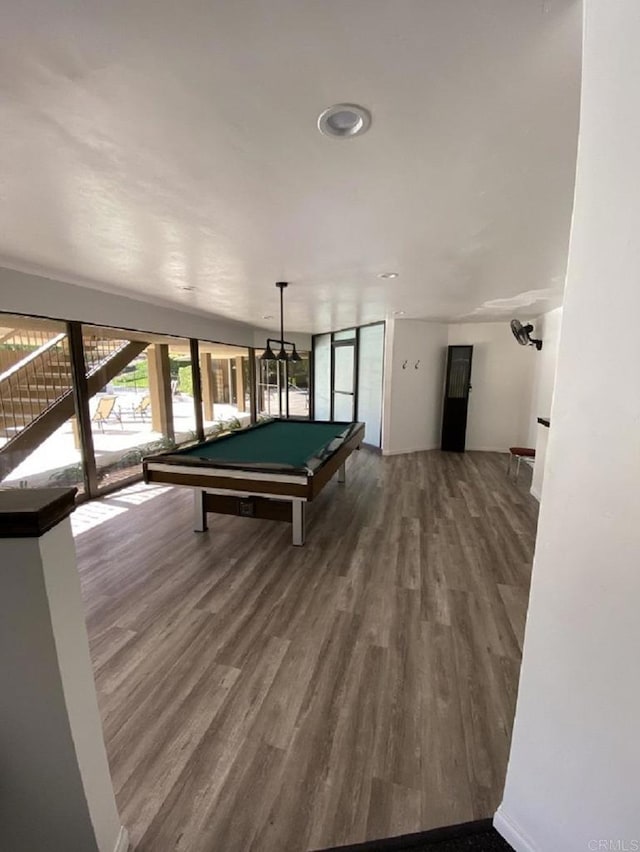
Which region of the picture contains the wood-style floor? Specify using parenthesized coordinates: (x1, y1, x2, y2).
(74, 449, 538, 852)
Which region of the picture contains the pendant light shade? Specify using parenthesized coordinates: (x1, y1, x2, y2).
(260, 342, 276, 361)
(277, 344, 289, 362)
(289, 345, 302, 363)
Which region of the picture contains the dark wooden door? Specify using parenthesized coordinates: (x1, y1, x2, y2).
(441, 345, 473, 452)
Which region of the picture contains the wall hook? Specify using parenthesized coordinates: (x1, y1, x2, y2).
(402, 360, 408, 370)
(414, 360, 421, 370)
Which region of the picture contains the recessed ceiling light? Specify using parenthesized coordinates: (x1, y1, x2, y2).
(393, 310, 406, 316)
(378, 272, 399, 279)
(179, 286, 195, 291)
(318, 104, 371, 138)
(263, 314, 274, 320)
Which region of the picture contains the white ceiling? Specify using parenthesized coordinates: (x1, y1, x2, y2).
(0, 0, 581, 333)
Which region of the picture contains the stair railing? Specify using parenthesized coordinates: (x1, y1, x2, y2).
(83, 336, 132, 377)
(0, 333, 73, 440)
(0, 331, 141, 445)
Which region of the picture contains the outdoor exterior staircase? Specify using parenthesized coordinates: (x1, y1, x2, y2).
(0, 328, 147, 480)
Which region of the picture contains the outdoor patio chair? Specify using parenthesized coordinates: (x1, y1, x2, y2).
(92, 395, 123, 432)
(132, 395, 151, 420)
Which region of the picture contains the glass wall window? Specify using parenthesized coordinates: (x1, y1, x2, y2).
(2, 307, 306, 501)
(0, 314, 86, 492)
(286, 352, 310, 417)
(334, 345, 355, 392)
(312, 322, 385, 446)
(256, 350, 310, 419)
(313, 334, 331, 421)
(333, 328, 356, 341)
(357, 323, 385, 447)
(256, 357, 281, 418)
(168, 339, 197, 442)
(81, 326, 198, 492)
(199, 342, 251, 436)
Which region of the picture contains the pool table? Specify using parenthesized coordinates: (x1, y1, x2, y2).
(142, 419, 365, 545)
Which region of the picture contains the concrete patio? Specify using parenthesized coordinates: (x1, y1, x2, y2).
(1, 390, 249, 488)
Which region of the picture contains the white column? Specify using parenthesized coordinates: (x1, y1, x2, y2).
(496, 3, 640, 850)
(0, 489, 127, 852)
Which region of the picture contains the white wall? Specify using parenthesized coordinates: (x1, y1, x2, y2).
(382, 318, 542, 457)
(382, 319, 448, 455)
(528, 307, 563, 501)
(526, 307, 563, 447)
(496, 3, 640, 851)
(0, 266, 266, 347)
(447, 322, 536, 452)
(0, 519, 126, 852)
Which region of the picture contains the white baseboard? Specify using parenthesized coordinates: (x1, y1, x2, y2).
(381, 446, 510, 456)
(494, 806, 538, 852)
(382, 445, 439, 456)
(466, 446, 508, 453)
(114, 826, 129, 852)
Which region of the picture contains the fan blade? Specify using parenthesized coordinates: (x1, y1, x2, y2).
(511, 319, 527, 345)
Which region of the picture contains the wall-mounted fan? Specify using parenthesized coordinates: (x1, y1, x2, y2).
(510, 319, 543, 351)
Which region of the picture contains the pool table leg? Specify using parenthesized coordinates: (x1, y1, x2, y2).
(292, 501, 305, 546)
(338, 461, 346, 483)
(194, 489, 208, 532)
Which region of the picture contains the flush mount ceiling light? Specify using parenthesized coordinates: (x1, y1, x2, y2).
(317, 103, 371, 138)
(378, 272, 399, 279)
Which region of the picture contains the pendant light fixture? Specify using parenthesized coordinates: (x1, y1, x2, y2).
(260, 282, 302, 362)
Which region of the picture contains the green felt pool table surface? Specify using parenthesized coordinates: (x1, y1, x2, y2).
(175, 420, 351, 469)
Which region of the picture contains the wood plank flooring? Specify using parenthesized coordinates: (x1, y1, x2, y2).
(74, 449, 538, 852)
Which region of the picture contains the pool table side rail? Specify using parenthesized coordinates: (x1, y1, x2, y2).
(144, 467, 311, 498)
(310, 422, 365, 497)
